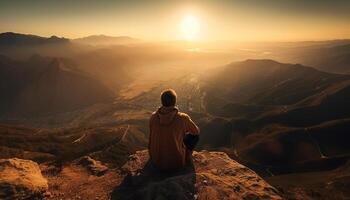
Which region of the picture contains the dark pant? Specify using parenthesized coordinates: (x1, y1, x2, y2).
(183, 134, 199, 151)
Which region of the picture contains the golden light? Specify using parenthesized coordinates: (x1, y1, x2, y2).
(180, 15, 200, 41)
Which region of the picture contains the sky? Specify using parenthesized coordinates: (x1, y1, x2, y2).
(0, 0, 350, 42)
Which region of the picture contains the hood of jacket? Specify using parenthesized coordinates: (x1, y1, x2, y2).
(157, 106, 179, 125)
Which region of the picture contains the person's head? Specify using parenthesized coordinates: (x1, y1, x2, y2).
(161, 89, 177, 107)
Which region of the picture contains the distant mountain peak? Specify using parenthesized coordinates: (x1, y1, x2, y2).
(243, 59, 280, 64)
(82, 34, 133, 39)
(228, 59, 319, 73)
(73, 34, 139, 46)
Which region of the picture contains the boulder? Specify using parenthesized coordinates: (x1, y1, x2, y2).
(112, 150, 282, 200)
(0, 158, 48, 199)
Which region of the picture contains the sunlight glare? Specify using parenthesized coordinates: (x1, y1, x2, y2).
(180, 15, 200, 41)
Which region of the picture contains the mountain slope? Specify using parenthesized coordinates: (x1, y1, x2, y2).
(203, 59, 349, 118)
(193, 59, 350, 176)
(0, 55, 114, 117)
(239, 118, 350, 167)
(0, 32, 69, 46)
(257, 80, 350, 127)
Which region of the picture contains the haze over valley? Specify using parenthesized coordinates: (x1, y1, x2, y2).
(1, 31, 350, 199)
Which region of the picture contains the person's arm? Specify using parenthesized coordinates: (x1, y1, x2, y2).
(185, 115, 200, 135)
(183, 115, 200, 151)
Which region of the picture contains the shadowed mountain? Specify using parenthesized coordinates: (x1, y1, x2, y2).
(0, 32, 69, 46)
(228, 81, 350, 169)
(0, 32, 77, 59)
(203, 59, 349, 118)
(240, 118, 350, 170)
(257, 79, 350, 127)
(0, 55, 114, 117)
(192, 59, 350, 177)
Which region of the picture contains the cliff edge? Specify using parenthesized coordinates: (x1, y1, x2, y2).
(112, 150, 282, 200)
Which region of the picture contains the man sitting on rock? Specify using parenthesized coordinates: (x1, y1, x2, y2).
(148, 89, 200, 171)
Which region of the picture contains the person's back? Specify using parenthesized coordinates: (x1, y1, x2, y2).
(148, 89, 200, 171)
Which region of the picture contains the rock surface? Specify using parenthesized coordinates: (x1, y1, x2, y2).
(112, 150, 282, 200)
(79, 156, 108, 176)
(0, 158, 48, 199)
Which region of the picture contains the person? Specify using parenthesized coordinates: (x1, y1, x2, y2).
(148, 89, 200, 171)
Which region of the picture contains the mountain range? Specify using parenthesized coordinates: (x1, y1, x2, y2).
(0, 32, 69, 46)
(73, 35, 140, 46)
(193, 59, 350, 176)
(1, 31, 350, 199)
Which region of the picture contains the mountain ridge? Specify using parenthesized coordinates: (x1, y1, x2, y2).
(0, 32, 69, 46)
(0, 55, 114, 117)
(73, 34, 140, 46)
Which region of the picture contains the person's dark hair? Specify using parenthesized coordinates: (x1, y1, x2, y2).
(161, 89, 177, 107)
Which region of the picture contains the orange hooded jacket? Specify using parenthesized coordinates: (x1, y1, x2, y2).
(148, 106, 200, 171)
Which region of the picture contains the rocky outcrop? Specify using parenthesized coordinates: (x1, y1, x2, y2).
(0, 158, 48, 199)
(112, 150, 282, 200)
(79, 156, 108, 176)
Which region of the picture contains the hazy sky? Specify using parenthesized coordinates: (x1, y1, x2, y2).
(1, 0, 349, 41)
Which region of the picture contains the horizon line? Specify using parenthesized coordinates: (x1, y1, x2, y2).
(1, 31, 350, 44)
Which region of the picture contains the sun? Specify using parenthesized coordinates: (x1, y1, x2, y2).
(180, 15, 200, 41)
